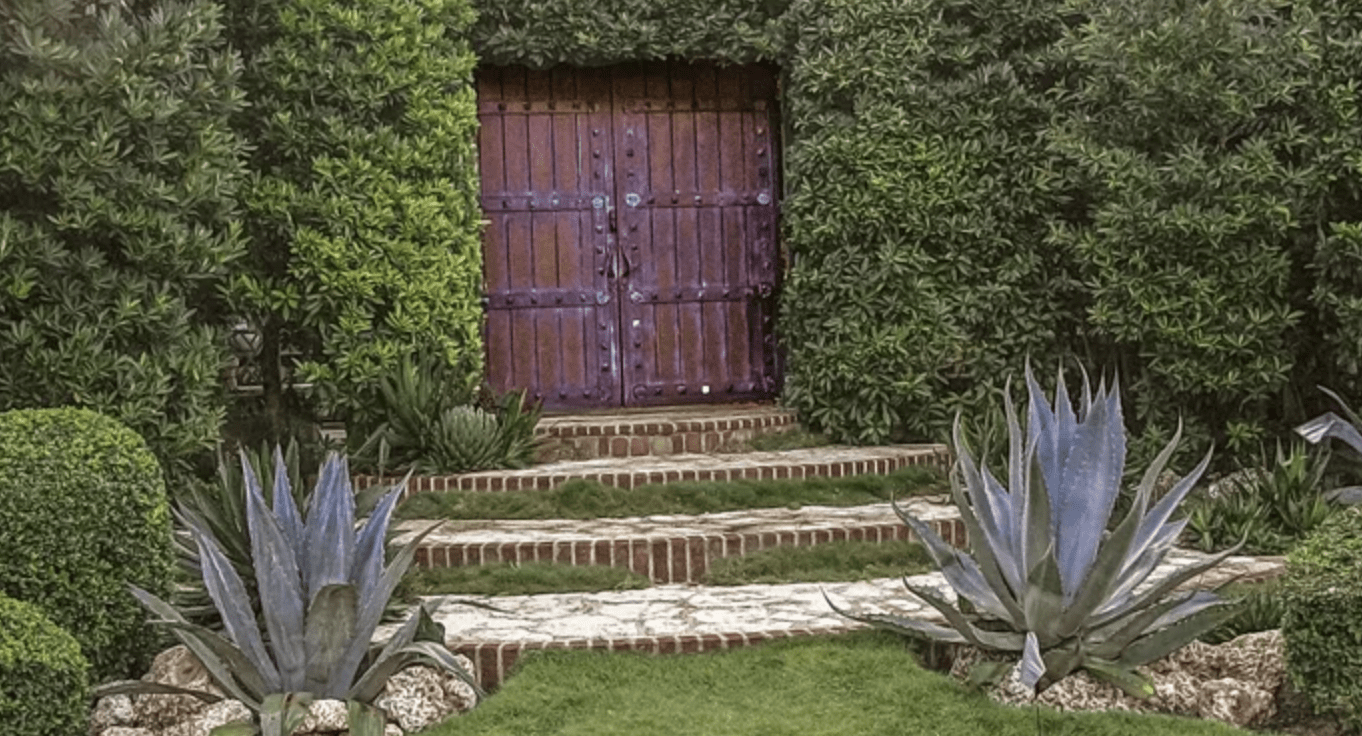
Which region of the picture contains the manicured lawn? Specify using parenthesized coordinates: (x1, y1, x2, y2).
(424, 630, 1254, 736)
(394, 467, 944, 521)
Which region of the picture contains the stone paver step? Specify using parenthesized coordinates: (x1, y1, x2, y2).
(535, 404, 798, 461)
(399, 498, 965, 584)
(390, 551, 1284, 691)
(355, 444, 950, 496)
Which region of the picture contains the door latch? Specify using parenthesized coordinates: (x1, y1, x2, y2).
(608, 206, 617, 233)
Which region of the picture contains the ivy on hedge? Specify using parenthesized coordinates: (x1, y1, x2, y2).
(471, 0, 788, 68)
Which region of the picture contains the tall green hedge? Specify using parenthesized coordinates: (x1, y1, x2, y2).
(0, 0, 246, 478)
(223, 0, 485, 437)
(779, 0, 1075, 444)
(1044, 0, 1323, 453)
(0, 408, 175, 684)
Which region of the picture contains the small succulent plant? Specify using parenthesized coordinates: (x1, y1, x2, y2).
(827, 363, 1243, 696)
(97, 449, 480, 736)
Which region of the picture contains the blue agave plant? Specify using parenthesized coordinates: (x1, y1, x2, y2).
(827, 364, 1244, 696)
(97, 449, 479, 736)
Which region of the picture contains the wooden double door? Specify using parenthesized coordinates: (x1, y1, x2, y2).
(477, 61, 781, 410)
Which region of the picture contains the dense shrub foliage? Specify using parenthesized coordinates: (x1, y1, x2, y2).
(1303, 0, 1362, 391)
(1046, 0, 1322, 451)
(471, 0, 786, 67)
(0, 0, 247, 478)
(1282, 505, 1362, 731)
(778, 0, 1073, 444)
(0, 408, 175, 683)
(223, 0, 484, 436)
(0, 593, 90, 736)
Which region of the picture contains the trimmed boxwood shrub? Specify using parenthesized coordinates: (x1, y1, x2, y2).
(223, 0, 485, 437)
(0, 0, 248, 479)
(1281, 504, 1362, 730)
(0, 593, 89, 736)
(0, 408, 175, 683)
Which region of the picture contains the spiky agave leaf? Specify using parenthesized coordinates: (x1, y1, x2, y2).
(827, 361, 1238, 696)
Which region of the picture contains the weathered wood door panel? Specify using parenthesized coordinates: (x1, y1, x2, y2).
(479, 61, 779, 410)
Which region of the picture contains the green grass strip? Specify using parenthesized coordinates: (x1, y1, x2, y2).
(397, 541, 935, 597)
(423, 630, 1248, 736)
(397, 563, 649, 599)
(703, 540, 934, 585)
(395, 466, 944, 521)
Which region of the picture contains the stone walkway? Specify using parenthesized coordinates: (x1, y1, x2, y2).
(385, 550, 1284, 690)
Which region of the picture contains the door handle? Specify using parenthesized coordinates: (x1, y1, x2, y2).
(619, 249, 633, 279)
(608, 206, 617, 232)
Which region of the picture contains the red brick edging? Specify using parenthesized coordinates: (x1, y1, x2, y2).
(452, 625, 859, 692)
(353, 447, 951, 496)
(414, 517, 969, 585)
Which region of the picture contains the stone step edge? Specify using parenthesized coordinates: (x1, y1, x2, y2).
(434, 555, 1287, 692)
(412, 516, 969, 585)
(355, 446, 951, 496)
(536, 410, 797, 439)
(534, 419, 796, 460)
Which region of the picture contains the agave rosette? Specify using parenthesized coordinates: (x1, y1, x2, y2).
(827, 364, 1243, 696)
(1295, 386, 1362, 504)
(98, 449, 480, 736)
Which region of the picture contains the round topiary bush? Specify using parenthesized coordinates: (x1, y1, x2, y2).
(1281, 504, 1362, 731)
(0, 592, 90, 736)
(0, 408, 175, 683)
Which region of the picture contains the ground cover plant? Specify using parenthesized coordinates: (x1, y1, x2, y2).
(1184, 443, 1337, 555)
(422, 630, 1248, 736)
(394, 466, 944, 521)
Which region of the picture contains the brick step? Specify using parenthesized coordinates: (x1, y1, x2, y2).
(354, 444, 950, 496)
(534, 404, 799, 461)
(398, 498, 966, 584)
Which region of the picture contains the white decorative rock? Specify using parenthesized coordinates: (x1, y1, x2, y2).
(159, 699, 252, 736)
(133, 646, 223, 731)
(950, 630, 1286, 728)
(375, 659, 479, 734)
(295, 698, 350, 733)
(89, 694, 136, 734)
(99, 728, 154, 736)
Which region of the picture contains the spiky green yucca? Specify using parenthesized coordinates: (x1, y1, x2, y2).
(98, 450, 479, 736)
(828, 365, 1243, 696)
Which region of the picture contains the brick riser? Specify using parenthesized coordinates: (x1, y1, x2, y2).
(454, 626, 858, 692)
(535, 412, 797, 461)
(354, 449, 949, 496)
(414, 518, 968, 585)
